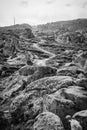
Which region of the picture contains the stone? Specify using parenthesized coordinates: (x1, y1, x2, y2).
(57, 65, 84, 78)
(26, 76, 75, 94)
(27, 66, 57, 84)
(19, 65, 36, 76)
(72, 110, 87, 130)
(76, 78, 87, 89)
(63, 86, 87, 110)
(33, 112, 64, 130)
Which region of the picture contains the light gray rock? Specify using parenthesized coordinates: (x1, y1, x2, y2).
(34, 112, 64, 130)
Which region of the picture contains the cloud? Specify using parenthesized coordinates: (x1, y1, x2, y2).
(20, 0, 28, 7)
(72, 0, 87, 8)
(82, 2, 87, 8)
(66, 4, 71, 7)
(46, 0, 55, 4)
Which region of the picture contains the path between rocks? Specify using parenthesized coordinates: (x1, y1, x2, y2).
(32, 41, 56, 66)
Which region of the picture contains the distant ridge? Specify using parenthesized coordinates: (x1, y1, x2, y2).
(0, 23, 31, 30)
(36, 18, 87, 32)
(1, 19, 87, 33)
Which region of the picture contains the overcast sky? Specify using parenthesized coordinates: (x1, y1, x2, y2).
(0, 0, 87, 26)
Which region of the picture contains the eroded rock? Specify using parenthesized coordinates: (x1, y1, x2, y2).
(73, 110, 87, 130)
(34, 112, 64, 130)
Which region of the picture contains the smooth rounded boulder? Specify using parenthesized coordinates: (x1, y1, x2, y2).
(34, 111, 64, 130)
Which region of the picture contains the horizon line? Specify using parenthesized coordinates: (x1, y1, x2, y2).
(0, 17, 87, 28)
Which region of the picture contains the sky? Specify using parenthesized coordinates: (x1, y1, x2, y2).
(0, 0, 87, 26)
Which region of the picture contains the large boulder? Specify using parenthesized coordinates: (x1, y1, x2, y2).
(76, 78, 87, 90)
(19, 65, 37, 76)
(73, 51, 87, 72)
(39, 93, 74, 119)
(1, 71, 87, 130)
(0, 111, 10, 130)
(33, 112, 64, 130)
(57, 65, 84, 78)
(2, 72, 27, 98)
(22, 28, 34, 39)
(19, 65, 57, 76)
(10, 93, 35, 126)
(73, 110, 87, 130)
(10, 93, 28, 114)
(26, 76, 75, 94)
(38, 85, 87, 130)
(63, 86, 87, 110)
(10, 92, 40, 127)
(27, 66, 57, 84)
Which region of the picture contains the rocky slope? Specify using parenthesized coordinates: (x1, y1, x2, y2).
(36, 19, 87, 32)
(0, 19, 87, 130)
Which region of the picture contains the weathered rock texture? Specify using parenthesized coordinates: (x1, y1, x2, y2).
(0, 20, 87, 130)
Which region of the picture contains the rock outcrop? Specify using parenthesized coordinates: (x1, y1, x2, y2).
(73, 110, 87, 130)
(34, 112, 64, 130)
(0, 20, 87, 130)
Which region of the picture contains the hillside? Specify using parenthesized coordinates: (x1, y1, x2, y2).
(0, 23, 31, 30)
(34, 19, 87, 50)
(0, 19, 87, 130)
(36, 19, 87, 32)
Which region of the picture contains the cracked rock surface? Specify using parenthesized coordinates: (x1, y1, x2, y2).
(0, 20, 87, 130)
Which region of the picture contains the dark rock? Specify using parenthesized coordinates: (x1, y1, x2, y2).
(73, 110, 87, 130)
(27, 66, 57, 84)
(76, 78, 87, 89)
(0, 111, 10, 130)
(39, 86, 87, 129)
(57, 64, 84, 78)
(63, 86, 87, 110)
(22, 28, 35, 39)
(19, 65, 37, 76)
